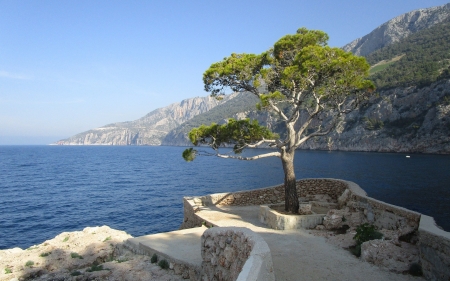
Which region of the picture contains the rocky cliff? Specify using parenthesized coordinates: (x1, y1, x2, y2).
(56, 94, 238, 145)
(301, 79, 450, 153)
(342, 3, 450, 56)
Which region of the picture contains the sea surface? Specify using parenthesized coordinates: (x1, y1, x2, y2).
(0, 145, 449, 250)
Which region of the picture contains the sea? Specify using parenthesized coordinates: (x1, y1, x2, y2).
(0, 145, 449, 250)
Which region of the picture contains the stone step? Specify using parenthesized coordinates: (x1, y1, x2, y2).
(124, 226, 207, 269)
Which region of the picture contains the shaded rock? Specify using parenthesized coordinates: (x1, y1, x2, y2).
(360, 240, 420, 273)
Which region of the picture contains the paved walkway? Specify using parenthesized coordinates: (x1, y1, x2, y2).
(130, 205, 424, 281)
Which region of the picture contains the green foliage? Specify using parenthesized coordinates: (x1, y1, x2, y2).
(363, 117, 384, 130)
(63, 236, 69, 242)
(366, 19, 450, 89)
(182, 148, 196, 162)
(158, 259, 169, 269)
(4, 268, 12, 274)
(353, 223, 383, 245)
(151, 253, 158, 264)
(71, 271, 82, 276)
(26, 246, 39, 251)
(187, 118, 278, 153)
(40, 252, 51, 257)
(70, 252, 83, 259)
(103, 236, 112, 242)
(86, 263, 104, 272)
(25, 260, 34, 267)
(369, 61, 396, 75)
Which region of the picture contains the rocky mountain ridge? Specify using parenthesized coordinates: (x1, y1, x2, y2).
(342, 3, 450, 56)
(56, 94, 238, 145)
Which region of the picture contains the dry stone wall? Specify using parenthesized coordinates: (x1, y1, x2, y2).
(418, 215, 450, 280)
(201, 227, 274, 281)
(197, 179, 348, 207)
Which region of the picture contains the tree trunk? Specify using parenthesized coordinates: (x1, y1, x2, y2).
(281, 152, 299, 213)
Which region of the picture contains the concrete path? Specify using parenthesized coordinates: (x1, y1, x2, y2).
(126, 226, 207, 269)
(130, 205, 424, 281)
(196, 205, 423, 281)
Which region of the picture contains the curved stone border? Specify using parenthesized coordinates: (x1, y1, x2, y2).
(201, 227, 275, 281)
(181, 178, 450, 280)
(418, 215, 450, 280)
(259, 204, 325, 230)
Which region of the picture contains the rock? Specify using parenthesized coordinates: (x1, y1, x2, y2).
(343, 3, 450, 56)
(337, 189, 351, 208)
(360, 240, 420, 273)
(323, 209, 350, 230)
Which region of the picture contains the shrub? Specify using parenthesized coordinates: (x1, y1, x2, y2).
(40, 252, 51, 257)
(151, 253, 158, 263)
(103, 236, 112, 242)
(71, 271, 82, 276)
(158, 259, 169, 270)
(86, 264, 104, 272)
(350, 223, 383, 257)
(353, 223, 383, 245)
(63, 236, 69, 242)
(25, 261, 34, 267)
(70, 252, 83, 259)
(4, 268, 12, 274)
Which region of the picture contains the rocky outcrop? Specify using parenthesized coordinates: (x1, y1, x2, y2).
(343, 3, 450, 56)
(302, 79, 450, 154)
(0, 226, 183, 281)
(56, 94, 238, 145)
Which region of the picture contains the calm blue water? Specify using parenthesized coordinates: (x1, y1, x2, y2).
(0, 146, 449, 249)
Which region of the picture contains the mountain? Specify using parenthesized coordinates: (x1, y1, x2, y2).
(342, 3, 450, 56)
(57, 2, 450, 153)
(56, 94, 239, 145)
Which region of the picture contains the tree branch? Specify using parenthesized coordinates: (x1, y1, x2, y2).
(216, 151, 281, 160)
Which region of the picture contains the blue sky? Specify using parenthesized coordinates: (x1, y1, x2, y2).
(1, 0, 448, 144)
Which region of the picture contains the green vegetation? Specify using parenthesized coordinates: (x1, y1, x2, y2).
(71, 271, 82, 276)
(4, 268, 12, 274)
(25, 260, 34, 267)
(86, 263, 105, 272)
(183, 28, 374, 213)
(63, 236, 70, 242)
(158, 259, 169, 269)
(151, 253, 158, 264)
(103, 236, 112, 242)
(350, 223, 383, 257)
(363, 117, 384, 130)
(39, 252, 51, 257)
(26, 246, 39, 251)
(366, 19, 450, 89)
(70, 252, 83, 259)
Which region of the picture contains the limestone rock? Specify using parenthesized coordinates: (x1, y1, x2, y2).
(360, 240, 420, 273)
(343, 3, 450, 56)
(323, 209, 350, 230)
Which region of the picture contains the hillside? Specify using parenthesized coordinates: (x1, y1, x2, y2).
(56, 94, 239, 145)
(342, 3, 450, 56)
(366, 18, 450, 89)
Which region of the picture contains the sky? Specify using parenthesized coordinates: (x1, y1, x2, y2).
(1, 0, 449, 144)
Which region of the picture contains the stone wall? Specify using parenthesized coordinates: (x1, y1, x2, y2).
(197, 178, 349, 206)
(418, 215, 450, 280)
(201, 227, 274, 281)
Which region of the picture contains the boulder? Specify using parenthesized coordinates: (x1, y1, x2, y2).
(360, 239, 420, 273)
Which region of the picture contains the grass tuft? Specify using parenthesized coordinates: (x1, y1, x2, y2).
(4, 268, 12, 274)
(63, 236, 69, 242)
(151, 253, 158, 263)
(25, 260, 34, 267)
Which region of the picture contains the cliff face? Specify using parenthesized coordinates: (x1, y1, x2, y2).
(56, 94, 238, 145)
(301, 79, 450, 153)
(342, 3, 450, 56)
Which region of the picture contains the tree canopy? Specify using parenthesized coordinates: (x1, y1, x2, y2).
(183, 28, 375, 213)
